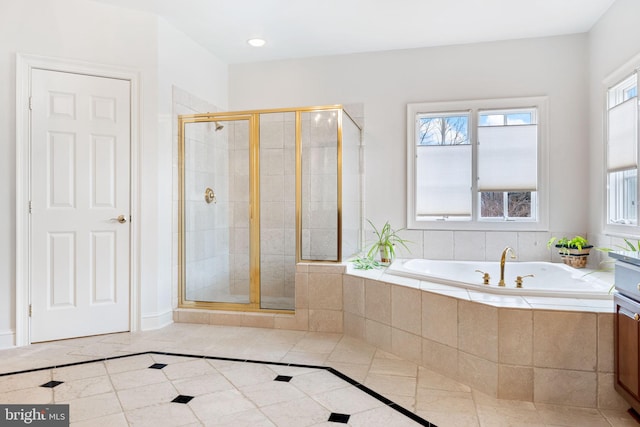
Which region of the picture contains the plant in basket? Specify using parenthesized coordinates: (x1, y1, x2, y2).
(547, 235, 593, 268)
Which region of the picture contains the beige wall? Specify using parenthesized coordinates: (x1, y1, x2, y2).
(588, 0, 640, 249)
(229, 34, 590, 237)
(0, 0, 228, 347)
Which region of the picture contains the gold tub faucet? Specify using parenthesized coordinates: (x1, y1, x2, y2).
(499, 247, 516, 287)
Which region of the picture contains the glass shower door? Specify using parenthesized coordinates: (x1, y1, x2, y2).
(179, 105, 361, 313)
(180, 117, 252, 305)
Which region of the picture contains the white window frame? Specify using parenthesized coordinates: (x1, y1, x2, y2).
(407, 96, 549, 231)
(603, 55, 640, 237)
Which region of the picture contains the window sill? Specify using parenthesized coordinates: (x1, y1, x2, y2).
(407, 218, 548, 232)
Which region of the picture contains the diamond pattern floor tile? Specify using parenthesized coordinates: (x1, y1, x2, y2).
(0, 351, 433, 426)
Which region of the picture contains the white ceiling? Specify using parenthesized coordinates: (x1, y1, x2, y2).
(94, 0, 616, 64)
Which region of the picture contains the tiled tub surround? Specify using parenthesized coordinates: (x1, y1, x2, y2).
(342, 264, 623, 411)
(177, 262, 626, 411)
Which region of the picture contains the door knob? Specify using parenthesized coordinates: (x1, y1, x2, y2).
(110, 215, 127, 224)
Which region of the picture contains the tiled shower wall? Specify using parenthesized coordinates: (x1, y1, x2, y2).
(341, 110, 363, 260)
(258, 107, 363, 307)
(259, 112, 296, 307)
(183, 120, 231, 300)
(301, 111, 339, 260)
(173, 99, 365, 311)
(172, 86, 229, 305)
(228, 120, 251, 299)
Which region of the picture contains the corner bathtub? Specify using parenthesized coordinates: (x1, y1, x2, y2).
(386, 259, 612, 299)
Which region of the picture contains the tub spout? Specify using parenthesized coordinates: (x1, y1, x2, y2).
(499, 247, 516, 287)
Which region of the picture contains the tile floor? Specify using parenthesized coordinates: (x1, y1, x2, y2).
(0, 323, 638, 426)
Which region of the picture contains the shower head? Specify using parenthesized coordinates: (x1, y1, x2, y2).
(214, 121, 224, 132)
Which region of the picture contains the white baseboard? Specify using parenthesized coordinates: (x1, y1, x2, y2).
(0, 330, 16, 349)
(141, 309, 173, 331)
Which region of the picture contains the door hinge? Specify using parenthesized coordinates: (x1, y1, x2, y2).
(29, 304, 32, 317)
(28, 96, 32, 111)
(28, 200, 32, 214)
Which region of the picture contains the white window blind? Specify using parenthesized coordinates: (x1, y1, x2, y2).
(416, 144, 471, 216)
(608, 98, 638, 172)
(477, 125, 537, 191)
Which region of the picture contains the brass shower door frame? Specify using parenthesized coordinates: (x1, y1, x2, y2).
(178, 105, 349, 313)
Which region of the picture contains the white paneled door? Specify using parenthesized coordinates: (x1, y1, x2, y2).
(30, 69, 131, 342)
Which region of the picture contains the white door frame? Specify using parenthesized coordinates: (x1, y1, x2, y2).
(15, 53, 142, 346)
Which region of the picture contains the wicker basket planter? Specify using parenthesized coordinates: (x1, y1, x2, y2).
(561, 254, 589, 268)
(557, 245, 593, 269)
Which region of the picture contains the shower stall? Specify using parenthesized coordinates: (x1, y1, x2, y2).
(178, 105, 363, 312)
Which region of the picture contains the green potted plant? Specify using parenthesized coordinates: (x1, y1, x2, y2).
(598, 238, 640, 253)
(349, 256, 382, 270)
(547, 235, 593, 268)
(366, 220, 411, 266)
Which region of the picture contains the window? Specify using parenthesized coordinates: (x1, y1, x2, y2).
(607, 72, 639, 226)
(415, 112, 471, 221)
(477, 109, 538, 221)
(407, 97, 547, 230)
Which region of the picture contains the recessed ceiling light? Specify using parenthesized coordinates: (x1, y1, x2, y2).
(247, 38, 266, 47)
